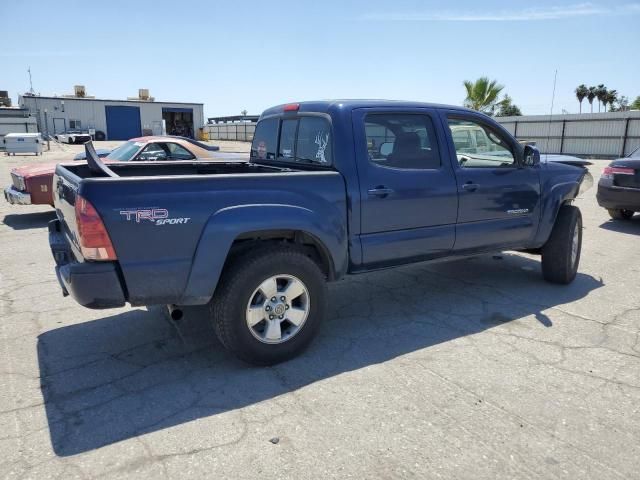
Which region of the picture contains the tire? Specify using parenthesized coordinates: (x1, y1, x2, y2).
(541, 205, 582, 284)
(608, 209, 634, 220)
(209, 245, 327, 365)
(95, 131, 106, 141)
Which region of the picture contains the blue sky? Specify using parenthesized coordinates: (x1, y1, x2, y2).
(2, 0, 639, 117)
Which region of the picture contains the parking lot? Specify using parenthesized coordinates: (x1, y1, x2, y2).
(1, 144, 639, 479)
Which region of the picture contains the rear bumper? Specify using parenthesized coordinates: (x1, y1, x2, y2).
(48, 219, 126, 309)
(597, 183, 640, 211)
(4, 186, 31, 205)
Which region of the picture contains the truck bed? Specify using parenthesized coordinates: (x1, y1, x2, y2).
(52, 160, 348, 306)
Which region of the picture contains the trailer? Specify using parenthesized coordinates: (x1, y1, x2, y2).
(3, 133, 43, 156)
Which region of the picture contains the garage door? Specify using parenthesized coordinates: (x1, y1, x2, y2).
(105, 106, 142, 140)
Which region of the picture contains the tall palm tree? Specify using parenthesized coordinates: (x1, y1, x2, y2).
(603, 89, 618, 112)
(575, 84, 588, 113)
(587, 86, 597, 113)
(595, 84, 607, 112)
(463, 77, 504, 114)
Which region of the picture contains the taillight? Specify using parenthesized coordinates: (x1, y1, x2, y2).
(602, 166, 634, 179)
(283, 103, 300, 112)
(75, 195, 117, 261)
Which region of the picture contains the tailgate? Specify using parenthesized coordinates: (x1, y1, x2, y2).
(52, 165, 83, 259)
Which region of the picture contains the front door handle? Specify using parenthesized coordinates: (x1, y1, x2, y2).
(367, 186, 394, 198)
(462, 182, 479, 192)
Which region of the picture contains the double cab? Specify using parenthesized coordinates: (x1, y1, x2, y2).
(48, 100, 590, 365)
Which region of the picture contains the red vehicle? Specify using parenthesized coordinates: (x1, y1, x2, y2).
(4, 136, 245, 206)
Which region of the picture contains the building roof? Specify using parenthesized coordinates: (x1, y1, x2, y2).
(19, 95, 203, 106)
(0, 106, 31, 118)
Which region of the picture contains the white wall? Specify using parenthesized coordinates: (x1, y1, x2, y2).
(496, 111, 640, 157)
(19, 96, 205, 139)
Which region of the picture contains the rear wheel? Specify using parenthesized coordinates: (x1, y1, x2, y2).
(209, 245, 327, 365)
(608, 209, 634, 220)
(541, 205, 582, 284)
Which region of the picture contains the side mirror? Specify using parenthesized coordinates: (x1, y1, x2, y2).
(379, 142, 394, 157)
(523, 145, 540, 166)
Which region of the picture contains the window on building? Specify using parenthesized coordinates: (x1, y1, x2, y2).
(69, 120, 82, 130)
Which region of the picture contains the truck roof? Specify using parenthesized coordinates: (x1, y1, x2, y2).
(261, 100, 478, 117)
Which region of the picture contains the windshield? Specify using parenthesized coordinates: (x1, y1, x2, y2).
(106, 141, 143, 161)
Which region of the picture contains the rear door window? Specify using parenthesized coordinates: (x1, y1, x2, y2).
(364, 114, 440, 169)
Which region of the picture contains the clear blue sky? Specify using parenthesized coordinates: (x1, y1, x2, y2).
(2, 0, 639, 117)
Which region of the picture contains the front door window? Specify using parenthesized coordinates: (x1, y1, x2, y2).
(447, 119, 515, 168)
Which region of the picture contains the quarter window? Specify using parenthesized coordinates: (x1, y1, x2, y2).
(364, 114, 440, 169)
(448, 118, 515, 167)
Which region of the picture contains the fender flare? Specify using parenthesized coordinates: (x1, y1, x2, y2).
(534, 177, 583, 246)
(178, 203, 348, 305)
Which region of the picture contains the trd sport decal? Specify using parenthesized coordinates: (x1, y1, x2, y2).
(119, 208, 191, 225)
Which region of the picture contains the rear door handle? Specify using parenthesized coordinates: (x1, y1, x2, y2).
(462, 182, 479, 192)
(367, 186, 394, 197)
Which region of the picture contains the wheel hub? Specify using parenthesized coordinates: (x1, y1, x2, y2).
(246, 274, 310, 344)
(273, 303, 286, 316)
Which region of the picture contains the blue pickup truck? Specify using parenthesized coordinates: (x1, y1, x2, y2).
(49, 100, 590, 364)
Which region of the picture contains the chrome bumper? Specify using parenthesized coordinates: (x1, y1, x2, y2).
(4, 186, 32, 205)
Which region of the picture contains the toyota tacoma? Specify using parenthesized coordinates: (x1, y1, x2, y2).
(48, 100, 591, 365)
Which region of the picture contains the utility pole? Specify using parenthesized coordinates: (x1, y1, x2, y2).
(43, 108, 50, 150)
(27, 67, 35, 95)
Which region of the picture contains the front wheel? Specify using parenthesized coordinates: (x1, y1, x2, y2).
(541, 205, 582, 284)
(209, 245, 327, 365)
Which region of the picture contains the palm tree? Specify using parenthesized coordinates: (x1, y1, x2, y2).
(595, 84, 607, 112)
(463, 77, 504, 114)
(575, 84, 588, 113)
(603, 89, 618, 112)
(587, 86, 597, 113)
(495, 95, 522, 116)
